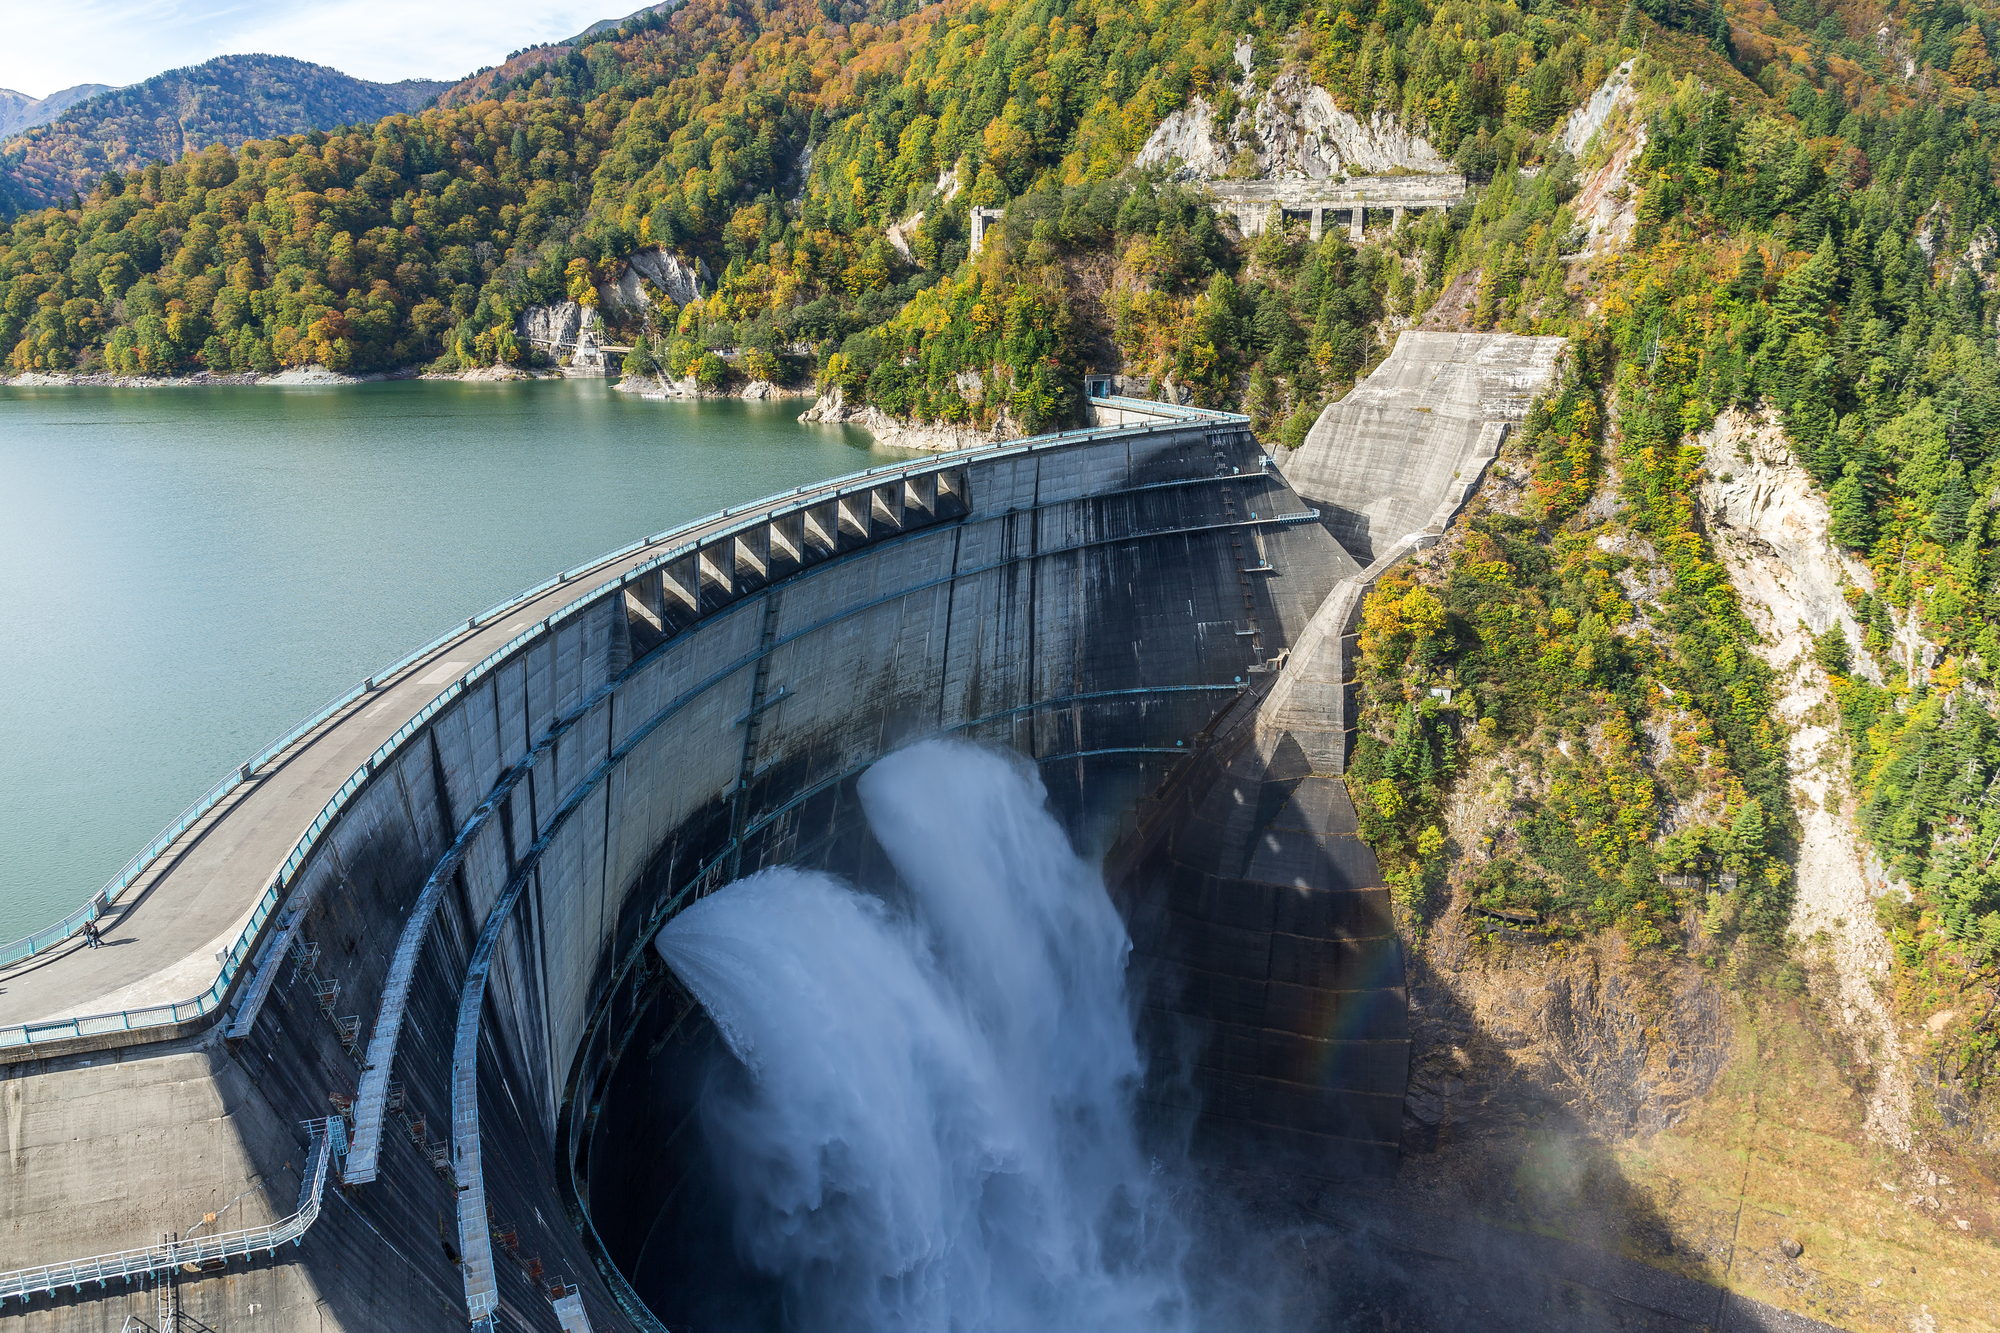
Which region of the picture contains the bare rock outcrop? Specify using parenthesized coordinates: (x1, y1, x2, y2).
(515, 300, 599, 349)
(1565, 64, 1646, 257)
(624, 247, 704, 306)
(885, 212, 923, 263)
(1559, 60, 1636, 158)
(1404, 934, 1731, 1148)
(799, 383, 1019, 451)
(1695, 408, 1912, 1149)
(1135, 71, 1450, 180)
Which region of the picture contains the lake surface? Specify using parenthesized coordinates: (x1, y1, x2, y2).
(0, 378, 915, 945)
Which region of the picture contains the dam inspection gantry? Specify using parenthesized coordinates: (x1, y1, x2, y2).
(0, 346, 1567, 1333)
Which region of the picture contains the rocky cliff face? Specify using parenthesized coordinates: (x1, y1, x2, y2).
(515, 300, 599, 349)
(1697, 410, 1913, 1147)
(623, 247, 703, 307)
(1564, 64, 1646, 260)
(1558, 60, 1635, 158)
(798, 383, 1021, 451)
(1349, 403, 1998, 1332)
(1134, 70, 1450, 180)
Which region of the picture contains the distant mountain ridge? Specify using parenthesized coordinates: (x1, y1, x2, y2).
(0, 55, 446, 212)
(435, 3, 681, 109)
(0, 84, 113, 139)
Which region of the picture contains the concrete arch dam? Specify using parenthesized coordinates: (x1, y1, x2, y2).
(0, 398, 1435, 1333)
(0, 338, 1573, 1332)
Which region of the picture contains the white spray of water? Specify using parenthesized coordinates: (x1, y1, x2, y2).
(655, 739, 1190, 1333)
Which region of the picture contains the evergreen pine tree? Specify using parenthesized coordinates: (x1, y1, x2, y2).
(1709, 0, 1734, 57)
(1931, 471, 1971, 543)
(1776, 234, 1839, 337)
(1730, 248, 1766, 302)
(1829, 463, 1876, 548)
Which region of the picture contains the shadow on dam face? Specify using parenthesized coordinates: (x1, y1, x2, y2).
(567, 737, 1757, 1333)
(576, 751, 1187, 1332)
(488, 421, 1390, 1330)
(571, 708, 1419, 1331)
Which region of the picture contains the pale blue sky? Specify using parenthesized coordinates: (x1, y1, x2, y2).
(1, 0, 633, 99)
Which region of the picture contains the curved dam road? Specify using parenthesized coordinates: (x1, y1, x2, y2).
(0, 508, 807, 1037)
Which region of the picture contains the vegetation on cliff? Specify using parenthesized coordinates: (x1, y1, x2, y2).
(1355, 20, 2000, 1127)
(0, 0, 1624, 409)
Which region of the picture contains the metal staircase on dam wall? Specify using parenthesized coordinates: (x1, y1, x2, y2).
(0, 1118, 341, 1315)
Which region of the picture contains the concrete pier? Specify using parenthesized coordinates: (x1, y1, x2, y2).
(968, 205, 1002, 254)
(1207, 175, 1467, 241)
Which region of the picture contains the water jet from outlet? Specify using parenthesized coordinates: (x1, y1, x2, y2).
(655, 739, 1190, 1333)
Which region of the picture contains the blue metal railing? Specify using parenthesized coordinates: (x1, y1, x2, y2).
(0, 406, 1255, 1049)
(0, 1118, 338, 1305)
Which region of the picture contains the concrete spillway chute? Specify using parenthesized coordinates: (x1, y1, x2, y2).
(1263, 330, 1567, 775)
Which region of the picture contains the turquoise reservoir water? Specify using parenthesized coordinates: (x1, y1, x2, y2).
(0, 379, 914, 944)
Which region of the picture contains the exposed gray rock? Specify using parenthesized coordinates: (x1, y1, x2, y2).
(515, 300, 599, 350)
(1135, 71, 1450, 181)
(885, 212, 923, 263)
(1559, 60, 1636, 159)
(624, 247, 703, 306)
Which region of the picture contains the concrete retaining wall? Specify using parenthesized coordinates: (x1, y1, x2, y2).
(1281, 332, 1565, 564)
(1267, 332, 1566, 772)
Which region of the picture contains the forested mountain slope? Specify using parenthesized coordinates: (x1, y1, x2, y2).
(0, 56, 448, 212)
(1, 0, 1999, 1309)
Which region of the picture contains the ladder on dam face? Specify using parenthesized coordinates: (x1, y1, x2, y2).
(1211, 433, 1265, 660)
(725, 596, 782, 880)
(155, 1245, 175, 1332)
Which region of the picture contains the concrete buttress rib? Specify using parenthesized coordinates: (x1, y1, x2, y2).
(1265, 331, 1566, 771)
